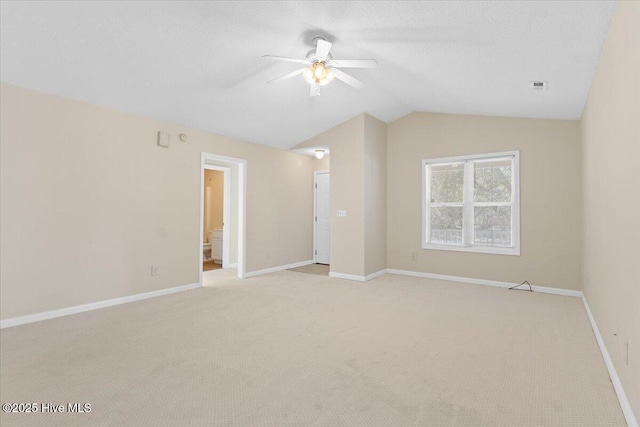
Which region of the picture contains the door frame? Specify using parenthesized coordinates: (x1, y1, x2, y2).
(199, 152, 247, 285)
(313, 170, 329, 264)
(202, 165, 231, 268)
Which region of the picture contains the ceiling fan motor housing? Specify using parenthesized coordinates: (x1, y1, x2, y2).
(306, 49, 332, 62)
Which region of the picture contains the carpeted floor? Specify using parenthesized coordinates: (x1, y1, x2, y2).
(288, 263, 329, 276)
(0, 272, 625, 426)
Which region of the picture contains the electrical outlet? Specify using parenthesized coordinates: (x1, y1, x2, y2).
(151, 265, 159, 276)
(411, 251, 417, 262)
(266, 252, 271, 260)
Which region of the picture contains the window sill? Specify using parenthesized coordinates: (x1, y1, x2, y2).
(422, 244, 520, 256)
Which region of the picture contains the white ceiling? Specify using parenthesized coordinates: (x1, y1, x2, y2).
(1, 1, 614, 150)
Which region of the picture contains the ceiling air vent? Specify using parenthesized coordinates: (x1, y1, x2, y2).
(530, 81, 547, 91)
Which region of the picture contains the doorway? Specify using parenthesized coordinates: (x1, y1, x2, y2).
(199, 152, 246, 285)
(202, 167, 228, 271)
(314, 170, 330, 265)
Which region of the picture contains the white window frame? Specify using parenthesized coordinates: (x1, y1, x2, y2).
(422, 150, 520, 256)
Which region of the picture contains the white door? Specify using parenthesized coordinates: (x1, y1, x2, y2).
(315, 172, 330, 264)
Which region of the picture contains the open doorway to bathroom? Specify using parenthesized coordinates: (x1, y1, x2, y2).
(202, 168, 226, 272)
(199, 153, 246, 285)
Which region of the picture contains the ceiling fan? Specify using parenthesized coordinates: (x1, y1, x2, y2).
(263, 36, 377, 96)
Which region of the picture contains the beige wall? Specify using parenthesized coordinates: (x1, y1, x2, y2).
(387, 112, 582, 290)
(203, 169, 223, 239)
(314, 155, 330, 171)
(0, 83, 315, 319)
(364, 115, 388, 276)
(297, 114, 388, 277)
(327, 115, 365, 276)
(299, 115, 366, 276)
(581, 0, 640, 417)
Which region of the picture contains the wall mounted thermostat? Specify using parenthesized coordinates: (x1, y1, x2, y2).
(157, 131, 170, 148)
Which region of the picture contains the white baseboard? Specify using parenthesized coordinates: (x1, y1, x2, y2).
(582, 296, 638, 427)
(0, 282, 201, 329)
(365, 269, 387, 281)
(329, 269, 387, 282)
(329, 272, 365, 281)
(386, 269, 583, 298)
(244, 260, 314, 278)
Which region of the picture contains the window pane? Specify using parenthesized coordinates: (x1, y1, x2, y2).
(430, 162, 464, 203)
(430, 206, 463, 245)
(474, 159, 512, 202)
(473, 206, 512, 246)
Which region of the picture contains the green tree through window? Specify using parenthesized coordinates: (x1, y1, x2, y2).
(424, 152, 519, 255)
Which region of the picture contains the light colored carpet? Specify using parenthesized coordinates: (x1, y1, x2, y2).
(288, 263, 330, 276)
(0, 272, 625, 426)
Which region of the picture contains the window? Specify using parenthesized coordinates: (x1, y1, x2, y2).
(422, 151, 520, 255)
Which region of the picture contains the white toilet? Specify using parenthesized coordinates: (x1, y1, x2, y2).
(203, 231, 214, 261)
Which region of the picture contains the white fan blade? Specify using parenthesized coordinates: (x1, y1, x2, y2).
(315, 39, 332, 61)
(268, 68, 307, 84)
(310, 85, 321, 97)
(330, 59, 378, 69)
(262, 55, 311, 65)
(334, 69, 364, 89)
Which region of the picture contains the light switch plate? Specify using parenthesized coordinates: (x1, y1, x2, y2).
(157, 131, 170, 148)
(337, 210, 347, 217)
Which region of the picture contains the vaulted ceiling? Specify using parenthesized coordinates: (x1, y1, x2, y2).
(1, 1, 614, 149)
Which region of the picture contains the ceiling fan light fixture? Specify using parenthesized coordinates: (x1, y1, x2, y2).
(314, 64, 327, 79)
(304, 62, 335, 86)
(303, 68, 315, 85)
(315, 149, 325, 159)
(320, 68, 335, 86)
(264, 37, 376, 96)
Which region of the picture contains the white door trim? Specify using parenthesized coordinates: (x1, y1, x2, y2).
(199, 152, 247, 284)
(313, 170, 329, 264)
